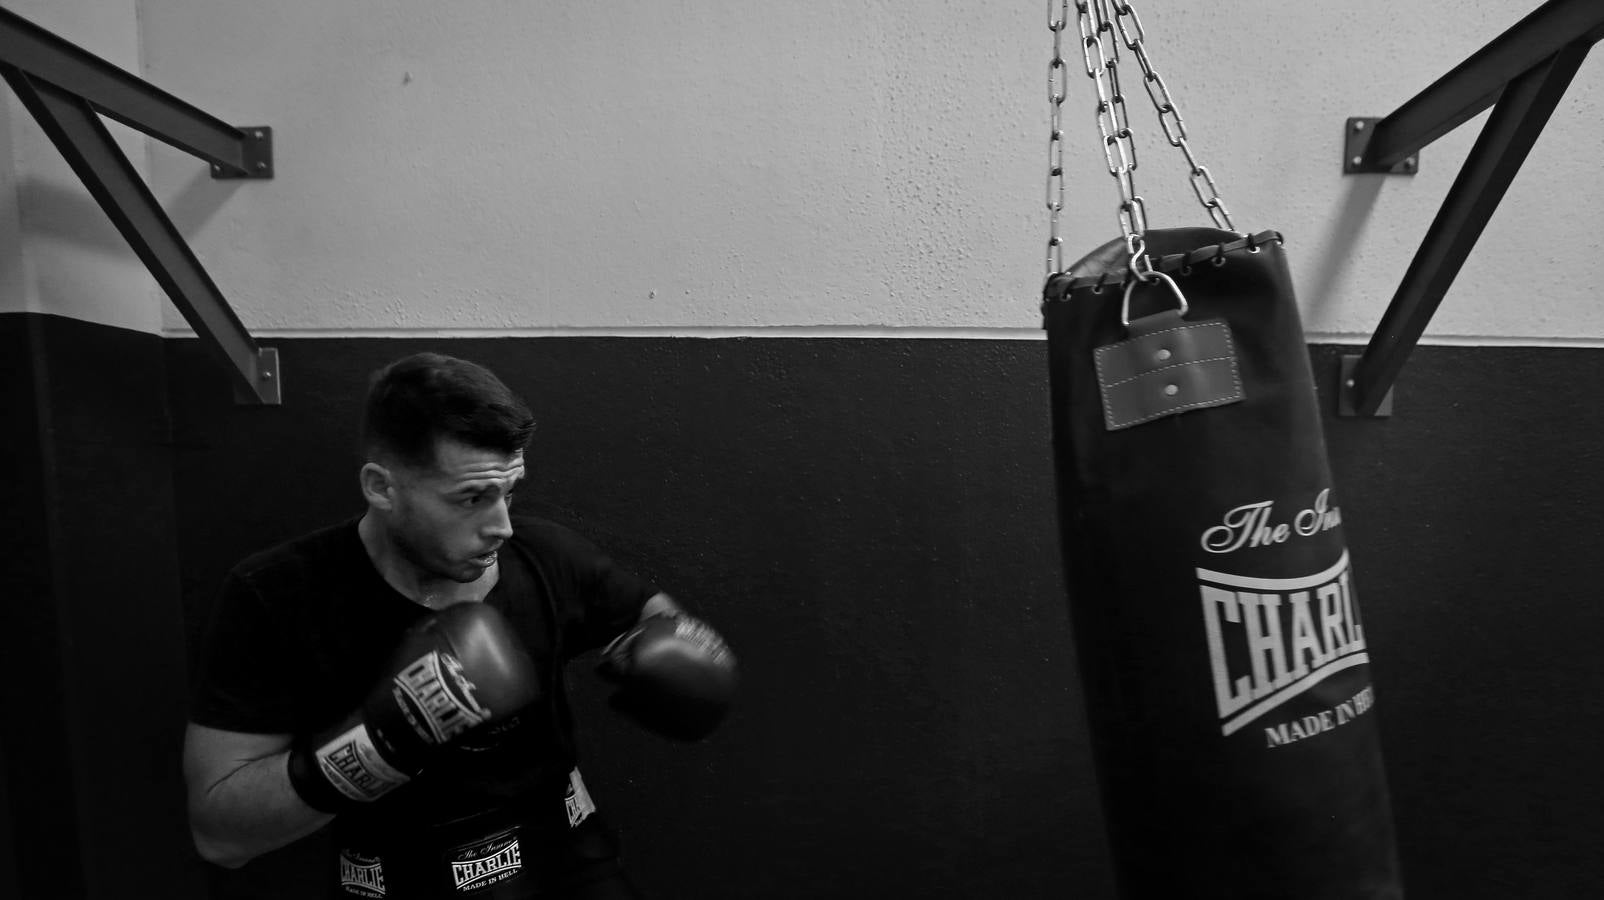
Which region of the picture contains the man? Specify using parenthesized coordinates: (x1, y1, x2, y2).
(183, 352, 738, 899)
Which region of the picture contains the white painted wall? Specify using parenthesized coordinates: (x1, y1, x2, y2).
(9, 2, 1603, 342)
(0, 36, 24, 317)
(1, 0, 159, 330)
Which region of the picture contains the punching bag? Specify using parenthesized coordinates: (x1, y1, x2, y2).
(1042, 227, 1404, 899)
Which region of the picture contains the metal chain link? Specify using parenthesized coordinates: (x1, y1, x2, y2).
(1111, 2, 1234, 235)
(1079, 0, 1147, 273)
(1046, 0, 1071, 278)
(1054, 0, 1236, 282)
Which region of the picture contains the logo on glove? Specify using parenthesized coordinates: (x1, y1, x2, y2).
(392, 651, 489, 745)
(674, 618, 733, 664)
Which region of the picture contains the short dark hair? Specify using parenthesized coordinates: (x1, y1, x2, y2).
(363, 353, 535, 470)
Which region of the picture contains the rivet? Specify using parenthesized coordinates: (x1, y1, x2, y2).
(1163, 384, 1179, 397)
(1350, 155, 1364, 167)
(1156, 348, 1172, 362)
(1353, 120, 1366, 132)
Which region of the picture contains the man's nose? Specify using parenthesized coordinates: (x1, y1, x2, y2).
(483, 497, 514, 540)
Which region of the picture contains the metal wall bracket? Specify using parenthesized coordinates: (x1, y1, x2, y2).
(231, 347, 281, 404)
(211, 126, 272, 179)
(1335, 0, 1604, 418)
(1344, 118, 1419, 175)
(1337, 355, 1392, 418)
(0, 6, 281, 404)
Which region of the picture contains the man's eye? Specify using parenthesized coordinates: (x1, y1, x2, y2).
(460, 491, 513, 508)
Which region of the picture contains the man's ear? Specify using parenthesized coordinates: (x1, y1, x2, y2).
(360, 462, 397, 510)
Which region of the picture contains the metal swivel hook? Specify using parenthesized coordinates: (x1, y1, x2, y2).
(1121, 270, 1188, 327)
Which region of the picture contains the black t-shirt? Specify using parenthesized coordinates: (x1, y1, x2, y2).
(191, 514, 658, 838)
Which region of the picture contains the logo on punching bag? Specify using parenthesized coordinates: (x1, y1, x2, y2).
(1196, 550, 1369, 737)
(1199, 489, 1343, 555)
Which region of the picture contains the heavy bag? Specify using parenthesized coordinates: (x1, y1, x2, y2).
(1042, 227, 1404, 899)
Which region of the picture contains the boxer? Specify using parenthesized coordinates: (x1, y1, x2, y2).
(183, 352, 738, 899)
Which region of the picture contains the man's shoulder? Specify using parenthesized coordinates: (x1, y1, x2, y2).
(229, 517, 362, 586)
(510, 514, 586, 550)
(510, 514, 620, 565)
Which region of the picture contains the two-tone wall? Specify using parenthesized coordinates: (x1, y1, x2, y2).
(4, 1, 1602, 898)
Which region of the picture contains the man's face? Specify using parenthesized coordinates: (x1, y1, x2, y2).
(385, 437, 525, 584)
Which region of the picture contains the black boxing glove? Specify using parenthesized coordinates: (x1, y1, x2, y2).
(288, 602, 542, 812)
(598, 612, 738, 741)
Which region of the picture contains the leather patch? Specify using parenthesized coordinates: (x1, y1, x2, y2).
(1094, 314, 1243, 430)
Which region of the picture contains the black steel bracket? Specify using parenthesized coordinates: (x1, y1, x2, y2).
(211, 126, 273, 179)
(1343, 118, 1418, 175)
(232, 346, 281, 405)
(1338, 0, 1604, 417)
(1337, 355, 1392, 418)
(0, 7, 280, 404)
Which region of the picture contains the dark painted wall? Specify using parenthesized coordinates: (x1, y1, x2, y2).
(165, 336, 1106, 899)
(0, 313, 201, 900)
(163, 335, 1604, 898)
(6, 312, 1601, 898)
(1314, 344, 1604, 897)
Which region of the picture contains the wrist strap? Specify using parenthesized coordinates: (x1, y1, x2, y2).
(286, 722, 413, 813)
(286, 741, 356, 814)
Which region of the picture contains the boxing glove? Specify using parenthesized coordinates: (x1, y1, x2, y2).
(598, 612, 738, 741)
(288, 602, 541, 812)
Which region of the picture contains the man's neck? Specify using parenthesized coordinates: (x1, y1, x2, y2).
(357, 513, 498, 609)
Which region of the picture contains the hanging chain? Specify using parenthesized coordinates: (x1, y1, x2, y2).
(1046, 0, 1071, 278)
(1077, 0, 1145, 275)
(1110, 2, 1234, 234)
(1066, 0, 1236, 281)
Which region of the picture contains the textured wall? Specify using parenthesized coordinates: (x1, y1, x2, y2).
(5, 4, 1603, 897)
(0, 314, 199, 900)
(161, 335, 1604, 899)
(0, 0, 161, 329)
(109, 0, 1604, 340)
(165, 335, 1110, 899)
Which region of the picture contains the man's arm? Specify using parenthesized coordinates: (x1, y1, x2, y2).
(181, 723, 332, 869)
(184, 602, 545, 868)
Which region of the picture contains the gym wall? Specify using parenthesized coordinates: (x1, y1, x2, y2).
(4, 1, 1601, 898)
